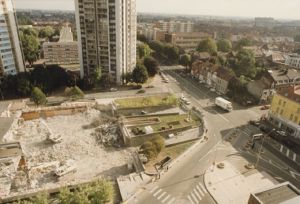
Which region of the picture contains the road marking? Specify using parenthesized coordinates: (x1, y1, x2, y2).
(161, 195, 171, 203)
(193, 189, 202, 200)
(286, 149, 290, 157)
(153, 189, 162, 196)
(199, 183, 207, 193)
(157, 192, 166, 200)
(167, 197, 175, 204)
(280, 145, 283, 152)
(291, 171, 296, 178)
(191, 193, 199, 204)
(293, 153, 296, 161)
(196, 185, 205, 197)
(188, 195, 196, 204)
(150, 186, 159, 193)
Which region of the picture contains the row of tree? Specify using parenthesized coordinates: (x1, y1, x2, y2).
(15, 179, 114, 204)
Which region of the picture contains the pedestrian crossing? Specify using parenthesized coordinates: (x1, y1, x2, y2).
(187, 182, 208, 204)
(149, 185, 176, 204)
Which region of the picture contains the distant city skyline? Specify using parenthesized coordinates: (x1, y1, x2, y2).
(15, 0, 300, 20)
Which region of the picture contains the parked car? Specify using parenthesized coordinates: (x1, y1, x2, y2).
(260, 105, 270, 110)
(249, 120, 260, 127)
(185, 100, 191, 105)
(141, 110, 147, 115)
(259, 125, 272, 133)
(110, 88, 118, 92)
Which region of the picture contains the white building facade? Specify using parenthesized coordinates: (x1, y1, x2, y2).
(285, 55, 300, 69)
(0, 0, 24, 77)
(75, 0, 137, 84)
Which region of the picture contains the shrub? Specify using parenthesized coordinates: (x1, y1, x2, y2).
(31, 87, 47, 106)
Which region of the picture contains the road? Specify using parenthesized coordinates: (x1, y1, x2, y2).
(127, 68, 300, 204)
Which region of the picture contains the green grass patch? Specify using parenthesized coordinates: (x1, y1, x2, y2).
(164, 141, 196, 159)
(115, 94, 178, 108)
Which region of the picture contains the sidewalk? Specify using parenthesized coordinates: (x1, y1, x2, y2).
(204, 157, 278, 204)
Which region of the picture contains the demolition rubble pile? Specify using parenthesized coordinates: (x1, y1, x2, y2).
(3, 106, 133, 196)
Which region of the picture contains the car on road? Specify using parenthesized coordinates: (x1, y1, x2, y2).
(184, 100, 191, 105)
(259, 125, 273, 133)
(275, 130, 287, 137)
(260, 105, 270, 110)
(110, 88, 118, 92)
(249, 120, 260, 127)
(141, 110, 147, 115)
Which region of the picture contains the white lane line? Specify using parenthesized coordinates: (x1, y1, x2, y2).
(150, 186, 159, 193)
(280, 145, 283, 152)
(291, 171, 296, 178)
(188, 195, 196, 204)
(191, 192, 199, 204)
(153, 189, 162, 197)
(196, 185, 205, 197)
(157, 192, 167, 200)
(193, 189, 202, 201)
(161, 195, 171, 203)
(199, 183, 207, 193)
(286, 149, 290, 157)
(167, 197, 175, 204)
(293, 153, 296, 161)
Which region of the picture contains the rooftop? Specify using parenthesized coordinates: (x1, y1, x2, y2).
(268, 69, 300, 82)
(252, 182, 300, 204)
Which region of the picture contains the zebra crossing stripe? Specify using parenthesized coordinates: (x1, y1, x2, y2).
(188, 195, 196, 204)
(193, 189, 202, 201)
(150, 186, 158, 193)
(157, 192, 166, 199)
(167, 197, 175, 204)
(161, 195, 171, 203)
(153, 189, 162, 196)
(291, 171, 296, 178)
(191, 192, 199, 204)
(199, 183, 207, 193)
(196, 185, 205, 197)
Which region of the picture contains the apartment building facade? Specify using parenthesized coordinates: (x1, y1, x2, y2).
(75, 0, 137, 84)
(0, 0, 24, 77)
(155, 20, 194, 33)
(43, 26, 79, 65)
(269, 86, 300, 139)
(285, 54, 300, 69)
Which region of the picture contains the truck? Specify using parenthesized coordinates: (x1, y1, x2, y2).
(215, 97, 233, 112)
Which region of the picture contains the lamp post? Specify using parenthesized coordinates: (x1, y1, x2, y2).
(255, 128, 275, 168)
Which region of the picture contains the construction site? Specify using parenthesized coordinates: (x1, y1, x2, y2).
(0, 101, 133, 201)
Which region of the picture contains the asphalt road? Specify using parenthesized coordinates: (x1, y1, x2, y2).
(127, 68, 300, 204)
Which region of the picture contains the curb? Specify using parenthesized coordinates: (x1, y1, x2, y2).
(203, 168, 218, 204)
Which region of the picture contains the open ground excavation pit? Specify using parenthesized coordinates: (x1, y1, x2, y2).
(9, 108, 133, 194)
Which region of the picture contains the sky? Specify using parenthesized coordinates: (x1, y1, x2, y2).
(15, 0, 300, 20)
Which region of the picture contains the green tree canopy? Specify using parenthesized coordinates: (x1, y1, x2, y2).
(132, 63, 149, 84)
(100, 73, 114, 88)
(65, 86, 84, 100)
(164, 44, 179, 64)
(234, 49, 257, 78)
(179, 54, 191, 70)
(39, 26, 55, 39)
(137, 42, 152, 59)
(19, 31, 40, 66)
(143, 56, 159, 77)
(31, 87, 47, 106)
(197, 38, 217, 54)
(235, 38, 253, 50)
(217, 38, 232, 52)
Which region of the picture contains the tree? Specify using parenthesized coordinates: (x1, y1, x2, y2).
(235, 38, 253, 50)
(151, 136, 165, 153)
(17, 77, 32, 97)
(143, 56, 159, 77)
(217, 38, 232, 52)
(132, 64, 149, 84)
(179, 54, 191, 71)
(137, 34, 149, 43)
(31, 87, 47, 106)
(100, 73, 114, 88)
(39, 26, 55, 40)
(89, 179, 114, 203)
(90, 67, 102, 88)
(65, 86, 85, 100)
(137, 42, 152, 59)
(234, 49, 257, 78)
(30, 191, 49, 204)
(141, 141, 158, 159)
(197, 38, 217, 54)
(20, 32, 40, 66)
(164, 44, 179, 64)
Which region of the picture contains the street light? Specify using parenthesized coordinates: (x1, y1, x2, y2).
(255, 128, 275, 168)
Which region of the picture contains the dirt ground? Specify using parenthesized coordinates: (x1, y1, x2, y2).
(10, 108, 134, 192)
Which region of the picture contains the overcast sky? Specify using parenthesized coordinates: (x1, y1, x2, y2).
(15, 0, 300, 20)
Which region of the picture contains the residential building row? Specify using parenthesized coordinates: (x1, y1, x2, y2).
(154, 20, 194, 33)
(191, 60, 234, 95)
(43, 26, 79, 65)
(0, 0, 24, 77)
(75, 0, 137, 84)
